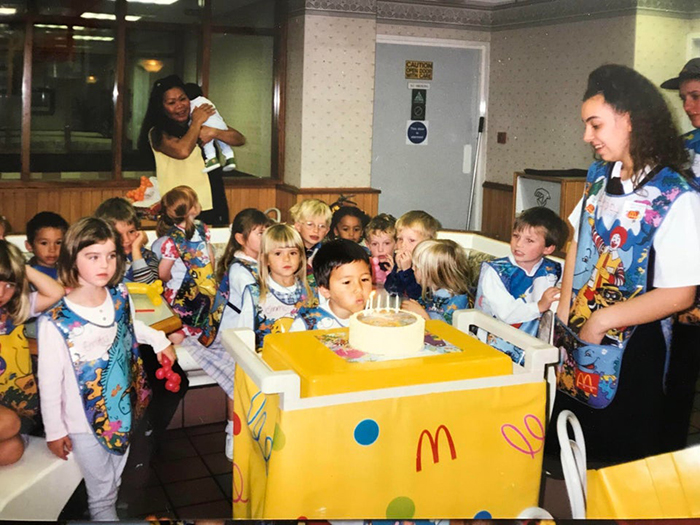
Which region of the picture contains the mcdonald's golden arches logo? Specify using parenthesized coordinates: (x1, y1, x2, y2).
(416, 424, 457, 472)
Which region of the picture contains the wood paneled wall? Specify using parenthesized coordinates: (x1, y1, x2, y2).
(0, 181, 381, 232)
(481, 181, 513, 241)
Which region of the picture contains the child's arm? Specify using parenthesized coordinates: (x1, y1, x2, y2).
(475, 264, 540, 324)
(159, 258, 175, 282)
(556, 241, 578, 322)
(26, 265, 64, 313)
(401, 299, 430, 320)
(158, 237, 179, 283)
(130, 246, 159, 284)
(37, 317, 72, 459)
(579, 286, 695, 344)
(234, 286, 256, 330)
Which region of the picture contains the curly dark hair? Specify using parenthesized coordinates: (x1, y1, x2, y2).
(329, 205, 370, 241)
(583, 64, 689, 185)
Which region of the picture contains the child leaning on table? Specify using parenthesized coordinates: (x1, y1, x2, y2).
(401, 239, 474, 326)
(290, 239, 373, 331)
(475, 206, 568, 364)
(384, 210, 441, 300)
(38, 217, 176, 521)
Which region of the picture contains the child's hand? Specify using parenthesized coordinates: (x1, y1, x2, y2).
(401, 299, 430, 320)
(158, 344, 178, 365)
(377, 254, 394, 272)
(538, 286, 561, 313)
(395, 250, 412, 271)
(131, 230, 148, 254)
(47, 436, 72, 460)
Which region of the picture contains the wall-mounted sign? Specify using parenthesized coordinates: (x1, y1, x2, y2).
(407, 120, 428, 145)
(405, 61, 433, 80)
(411, 89, 426, 120)
(408, 82, 430, 90)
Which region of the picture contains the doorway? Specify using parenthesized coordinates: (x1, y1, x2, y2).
(371, 36, 488, 230)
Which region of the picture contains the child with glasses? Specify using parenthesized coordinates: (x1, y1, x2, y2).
(290, 199, 332, 293)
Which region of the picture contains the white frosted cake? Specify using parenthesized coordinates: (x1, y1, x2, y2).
(348, 309, 425, 356)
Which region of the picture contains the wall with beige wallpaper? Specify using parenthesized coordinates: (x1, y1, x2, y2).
(635, 14, 699, 134)
(290, 14, 377, 188)
(485, 15, 637, 185)
(285, 15, 306, 188)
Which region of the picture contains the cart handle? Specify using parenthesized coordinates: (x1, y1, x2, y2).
(220, 328, 301, 399)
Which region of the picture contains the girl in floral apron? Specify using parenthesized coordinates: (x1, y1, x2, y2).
(157, 185, 217, 343)
(39, 218, 176, 520)
(0, 241, 64, 465)
(549, 65, 700, 467)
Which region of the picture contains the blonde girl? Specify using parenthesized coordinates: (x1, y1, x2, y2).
(157, 185, 216, 342)
(237, 224, 315, 349)
(401, 239, 473, 325)
(0, 240, 64, 466)
(38, 217, 175, 520)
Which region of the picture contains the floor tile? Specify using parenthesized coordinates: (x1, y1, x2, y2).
(164, 477, 226, 507)
(153, 437, 199, 461)
(162, 427, 188, 441)
(190, 431, 226, 455)
(215, 472, 233, 500)
(175, 499, 232, 519)
(154, 455, 210, 483)
(185, 421, 226, 436)
(118, 484, 171, 517)
(121, 462, 161, 488)
(202, 451, 233, 475)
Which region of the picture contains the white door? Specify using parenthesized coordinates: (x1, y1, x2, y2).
(371, 38, 486, 230)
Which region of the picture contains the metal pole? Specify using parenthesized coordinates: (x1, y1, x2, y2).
(466, 116, 485, 230)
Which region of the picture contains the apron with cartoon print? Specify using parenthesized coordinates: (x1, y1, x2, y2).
(199, 258, 257, 347)
(245, 279, 314, 349)
(555, 161, 692, 409)
(0, 312, 38, 431)
(167, 222, 216, 330)
(294, 305, 342, 330)
(46, 285, 151, 454)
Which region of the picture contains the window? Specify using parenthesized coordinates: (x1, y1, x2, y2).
(1, 0, 284, 182)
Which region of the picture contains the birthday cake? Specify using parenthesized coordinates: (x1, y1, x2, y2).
(349, 309, 425, 356)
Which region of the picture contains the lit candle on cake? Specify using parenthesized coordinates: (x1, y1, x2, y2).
(366, 290, 376, 310)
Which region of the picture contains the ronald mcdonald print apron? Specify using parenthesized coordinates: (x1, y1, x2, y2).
(45, 285, 151, 454)
(555, 162, 692, 409)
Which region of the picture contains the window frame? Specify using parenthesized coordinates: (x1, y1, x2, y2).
(9, 0, 285, 182)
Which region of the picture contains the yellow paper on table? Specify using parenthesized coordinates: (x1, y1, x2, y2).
(232, 366, 547, 519)
(587, 445, 700, 518)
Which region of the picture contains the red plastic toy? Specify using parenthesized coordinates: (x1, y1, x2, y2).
(156, 355, 181, 393)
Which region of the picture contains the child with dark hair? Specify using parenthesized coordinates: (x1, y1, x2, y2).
(95, 197, 159, 284)
(549, 64, 700, 467)
(290, 239, 372, 331)
(184, 83, 237, 173)
(475, 206, 567, 364)
(25, 211, 69, 279)
(329, 206, 370, 244)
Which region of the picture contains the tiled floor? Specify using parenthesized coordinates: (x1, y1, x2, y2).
(59, 422, 233, 521)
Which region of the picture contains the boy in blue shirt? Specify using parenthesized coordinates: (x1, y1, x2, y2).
(475, 206, 568, 364)
(25, 212, 69, 279)
(291, 239, 373, 331)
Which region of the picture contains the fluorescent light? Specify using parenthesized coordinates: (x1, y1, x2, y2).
(73, 35, 114, 41)
(0, 7, 17, 15)
(35, 24, 69, 29)
(80, 12, 141, 21)
(109, 0, 178, 4)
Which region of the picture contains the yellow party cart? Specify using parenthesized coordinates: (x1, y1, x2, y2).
(222, 309, 558, 520)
